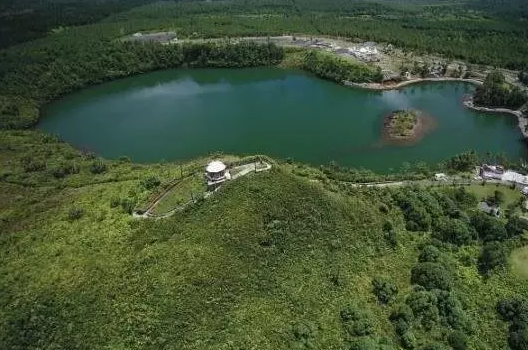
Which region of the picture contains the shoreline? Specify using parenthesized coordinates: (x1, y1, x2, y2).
(463, 98, 527, 138)
(343, 76, 527, 139)
(343, 77, 483, 91)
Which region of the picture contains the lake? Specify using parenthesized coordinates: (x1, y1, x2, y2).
(39, 68, 525, 172)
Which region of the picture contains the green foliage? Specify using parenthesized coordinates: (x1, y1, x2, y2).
(432, 217, 474, 246)
(421, 342, 449, 350)
(419, 245, 441, 263)
(478, 241, 507, 275)
(89, 160, 107, 174)
(340, 306, 374, 337)
(444, 151, 479, 173)
(470, 211, 508, 242)
(497, 298, 528, 350)
(50, 161, 80, 179)
(372, 278, 398, 305)
(411, 262, 452, 291)
(474, 72, 528, 109)
(141, 175, 160, 190)
(506, 216, 528, 238)
(447, 331, 468, 350)
(509, 328, 528, 350)
(486, 189, 505, 206)
(302, 50, 382, 84)
(519, 72, 528, 86)
(405, 290, 440, 330)
(67, 207, 84, 221)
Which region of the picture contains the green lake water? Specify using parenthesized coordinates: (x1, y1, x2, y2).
(39, 68, 526, 172)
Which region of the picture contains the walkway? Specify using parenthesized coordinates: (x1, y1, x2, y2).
(134, 161, 271, 219)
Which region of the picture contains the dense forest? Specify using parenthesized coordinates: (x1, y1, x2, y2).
(1, 0, 528, 69)
(0, 41, 284, 129)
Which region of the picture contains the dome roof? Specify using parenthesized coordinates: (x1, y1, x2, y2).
(206, 161, 226, 173)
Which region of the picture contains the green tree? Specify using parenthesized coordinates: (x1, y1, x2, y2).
(411, 262, 452, 291)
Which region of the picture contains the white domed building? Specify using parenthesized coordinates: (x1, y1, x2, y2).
(205, 160, 231, 189)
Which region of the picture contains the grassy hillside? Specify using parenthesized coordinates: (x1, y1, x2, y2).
(1, 131, 527, 350)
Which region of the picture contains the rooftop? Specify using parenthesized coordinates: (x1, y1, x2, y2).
(206, 161, 226, 173)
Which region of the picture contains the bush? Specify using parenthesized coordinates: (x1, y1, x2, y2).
(339, 306, 373, 337)
(432, 218, 474, 246)
(390, 304, 414, 325)
(372, 277, 398, 304)
(382, 220, 393, 231)
(419, 245, 441, 263)
(497, 298, 528, 324)
(120, 198, 136, 214)
(90, 160, 107, 174)
(508, 328, 528, 350)
(434, 290, 469, 331)
(470, 212, 507, 242)
(411, 262, 452, 291)
(478, 242, 507, 275)
(401, 331, 417, 350)
(447, 331, 468, 350)
(51, 162, 80, 179)
(506, 216, 528, 238)
(384, 230, 398, 248)
(141, 176, 161, 190)
(22, 158, 46, 172)
(406, 291, 440, 330)
(421, 342, 449, 350)
(67, 207, 84, 221)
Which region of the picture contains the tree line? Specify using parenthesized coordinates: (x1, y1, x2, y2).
(473, 71, 527, 109)
(0, 41, 284, 129)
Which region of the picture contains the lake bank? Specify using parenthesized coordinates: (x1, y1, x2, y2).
(38, 68, 525, 172)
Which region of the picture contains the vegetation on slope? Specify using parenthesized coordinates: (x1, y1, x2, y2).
(1, 132, 528, 350)
(473, 71, 527, 109)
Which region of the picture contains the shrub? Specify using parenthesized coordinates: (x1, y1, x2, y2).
(506, 216, 528, 238)
(120, 198, 136, 214)
(22, 159, 46, 172)
(89, 160, 107, 174)
(419, 245, 441, 263)
(51, 162, 80, 179)
(379, 203, 390, 214)
(372, 277, 398, 304)
(67, 207, 84, 221)
(478, 242, 507, 275)
(384, 230, 398, 248)
(406, 291, 440, 330)
(339, 306, 373, 337)
(434, 290, 469, 331)
(497, 299, 528, 324)
(421, 342, 449, 350)
(432, 218, 474, 245)
(447, 331, 467, 350)
(508, 328, 528, 350)
(390, 304, 414, 325)
(470, 212, 507, 242)
(141, 176, 161, 190)
(401, 331, 417, 350)
(411, 262, 452, 291)
(382, 220, 393, 231)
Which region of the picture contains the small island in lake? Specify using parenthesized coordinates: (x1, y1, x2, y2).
(382, 109, 434, 144)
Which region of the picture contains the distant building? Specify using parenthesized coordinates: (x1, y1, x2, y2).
(478, 201, 501, 217)
(205, 161, 230, 189)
